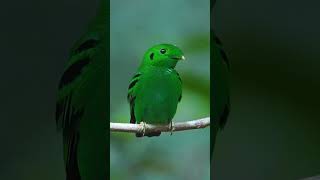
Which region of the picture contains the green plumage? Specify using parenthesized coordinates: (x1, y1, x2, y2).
(56, 1, 108, 180)
(128, 44, 184, 137)
(211, 32, 230, 159)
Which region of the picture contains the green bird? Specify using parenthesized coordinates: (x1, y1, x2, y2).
(128, 44, 185, 137)
(211, 32, 230, 159)
(55, 0, 108, 180)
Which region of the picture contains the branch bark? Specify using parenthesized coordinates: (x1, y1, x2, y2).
(110, 117, 210, 134)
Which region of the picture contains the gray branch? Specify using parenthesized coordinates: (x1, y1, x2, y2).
(110, 117, 210, 134)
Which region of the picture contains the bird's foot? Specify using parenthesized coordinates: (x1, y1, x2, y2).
(140, 121, 146, 136)
(169, 121, 175, 136)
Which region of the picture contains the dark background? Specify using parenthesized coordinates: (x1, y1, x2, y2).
(214, 0, 320, 180)
(1, 0, 319, 180)
(0, 0, 98, 179)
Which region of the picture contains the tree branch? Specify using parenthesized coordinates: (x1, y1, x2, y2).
(110, 117, 210, 134)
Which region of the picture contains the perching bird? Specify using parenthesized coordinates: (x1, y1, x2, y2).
(211, 32, 230, 159)
(55, 1, 108, 180)
(128, 44, 185, 137)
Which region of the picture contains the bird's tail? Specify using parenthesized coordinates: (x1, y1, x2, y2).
(64, 133, 81, 180)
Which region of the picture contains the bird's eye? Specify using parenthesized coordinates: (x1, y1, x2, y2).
(160, 49, 166, 54)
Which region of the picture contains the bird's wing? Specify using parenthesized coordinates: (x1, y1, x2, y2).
(56, 34, 100, 130)
(127, 72, 142, 124)
(212, 34, 230, 129)
(56, 33, 102, 179)
(214, 36, 230, 128)
(211, 32, 230, 159)
(173, 70, 183, 102)
(56, 0, 108, 179)
(214, 35, 230, 71)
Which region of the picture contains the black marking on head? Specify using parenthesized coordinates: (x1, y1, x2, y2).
(178, 94, 182, 102)
(220, 49, 230, 69)
(58, 58, 90, 89)
(160, 49, 166, 54)
(150, 53, 154, 60)
(74, 39, 99, 54)
(128, 79, 139, 90)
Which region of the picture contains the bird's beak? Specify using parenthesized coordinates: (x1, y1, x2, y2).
(171, 55, 185, 60)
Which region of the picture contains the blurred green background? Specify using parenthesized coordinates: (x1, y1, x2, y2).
(1, 0, 320, 180)
(110, 0, 210, 180)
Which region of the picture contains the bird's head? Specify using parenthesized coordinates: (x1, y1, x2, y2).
(141, 44, 185, 69)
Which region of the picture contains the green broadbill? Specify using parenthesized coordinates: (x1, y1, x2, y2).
(211, 31, 230, 159)
(128, 44, 185, 137)
(55, 0, 108, 179)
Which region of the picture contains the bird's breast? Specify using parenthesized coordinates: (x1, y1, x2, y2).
(135, 68, 181, 123)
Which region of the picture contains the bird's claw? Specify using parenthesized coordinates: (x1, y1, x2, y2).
(141, 122, 146, 136)
(170, 121, 175, 136)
